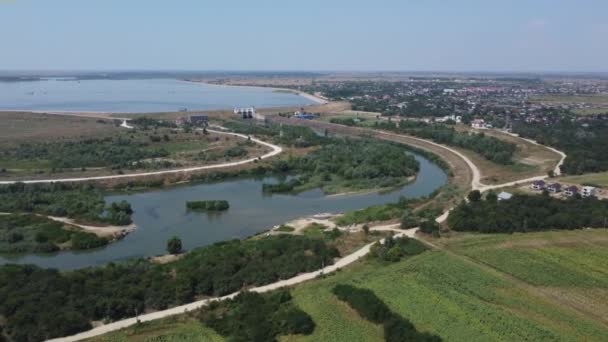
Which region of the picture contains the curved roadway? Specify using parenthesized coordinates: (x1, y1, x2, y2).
(0, 129, 282, 185)
(45, 125, 566, 342)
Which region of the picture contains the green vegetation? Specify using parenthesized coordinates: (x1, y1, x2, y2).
(369, 236, 429, 262)
(0, 235, 338, 341)
(186, 200, 230, 211)
(447, 193, 608, 233)
(166, 236, 183, 254)
(335, 196, 414, 226)
(0, 214, 108, 253)
(90, 316, 224, 342)
(263, 138, 419, 195)
(0, 183, 133, 226)
(559, 171, 608, 187)
(276, 225, 295, 232)
(372, 120, 516, 164)
(514, 118, 608, 174)
(200, 290, 315, 342)
(286, 232, 608, 341)
(332, 284, 441, 341)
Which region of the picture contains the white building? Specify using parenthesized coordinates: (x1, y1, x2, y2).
(471, 119, 486, 129)
(497, 191, 513, 201)
(582, 186, 597, 198)
(234, 107, 256, 119)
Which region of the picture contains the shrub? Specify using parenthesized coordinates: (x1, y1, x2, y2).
(166, 236, 182, 254)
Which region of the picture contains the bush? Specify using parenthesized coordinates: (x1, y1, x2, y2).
(166, 236, 182, 254)
(419, 220, 440, 235)
(186, 200, 229, 211)
(70, 232, 108, 250)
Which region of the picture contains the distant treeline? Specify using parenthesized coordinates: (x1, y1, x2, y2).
(0, 235, 338, 341)
(448, 193, 608, 233)
(0, 182, 133, 226)
(373, 121, 516, 165)
(186, 200, 229, 211)
(333, 284, 442, 342)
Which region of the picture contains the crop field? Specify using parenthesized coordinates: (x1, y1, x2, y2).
(441, 229, 608, 321)
(89, 316, 224, 342)
(90, 231, 608, 342)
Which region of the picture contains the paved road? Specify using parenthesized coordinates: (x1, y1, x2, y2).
(46, 123, 566, 342)
(0, 129, 282, 185)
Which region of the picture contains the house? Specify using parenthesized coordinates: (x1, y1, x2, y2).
(547, 183, 562, 193)
(531, 180, 546, 190)
(471, 119, 486, 129)
(497, 191, 513, 201)
(234, 107, 256, 119)
(564, 185, 578, 197)
(175, 116, 187, 126)
(582, 186, 597, 198)
(189, 115, 209, 126)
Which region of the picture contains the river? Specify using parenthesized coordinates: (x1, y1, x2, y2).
(0, 154, 447, 270)
(0, 78, 315, 112)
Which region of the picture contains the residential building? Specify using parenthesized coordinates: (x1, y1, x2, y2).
(564, 186, 578, 197)
(189, 115, 209, 126)
(497, 191, 513, 201)
(582, 186, 597, 198)
(471, 119, 486, 129)
(531, 180, 546, 190)
(234, 107, 256, 119)
(547, 183, 562, 193)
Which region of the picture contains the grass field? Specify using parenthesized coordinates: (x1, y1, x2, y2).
(558, 171, 608, 187)
(89, 315, 224, 342)
(531, 95, 608, 116)
(95, 229, 608, 342)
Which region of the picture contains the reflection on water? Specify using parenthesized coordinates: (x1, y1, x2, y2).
(0, 155, 447, 270)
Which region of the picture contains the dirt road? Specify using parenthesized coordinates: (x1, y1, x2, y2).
(0, 129, 282, 185)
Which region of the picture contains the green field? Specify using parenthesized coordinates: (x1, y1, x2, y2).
(90, 316, 224, 342)
(90, 230, 608, 342)
(559, 171, 608, 187)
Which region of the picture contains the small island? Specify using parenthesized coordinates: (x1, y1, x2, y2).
(186, 200, 230, 212)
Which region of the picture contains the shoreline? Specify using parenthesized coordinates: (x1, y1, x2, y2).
(182, 79, 329, 105)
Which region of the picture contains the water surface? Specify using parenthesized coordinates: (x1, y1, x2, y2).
(0, 155, 446, 270)
(0, 78, 314, 113)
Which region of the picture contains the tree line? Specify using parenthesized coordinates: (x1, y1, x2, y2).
(200, 290, 315, 342)
(373, 121, 516, 165)
(333, 284, 442, 341)
(0, 235, 338, 341)
(514, 118, 608, 174)
(0, 183, 133, 226)
(448, 192, 608, 233)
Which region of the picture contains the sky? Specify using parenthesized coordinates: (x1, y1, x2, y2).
(1, 0, 607, 72)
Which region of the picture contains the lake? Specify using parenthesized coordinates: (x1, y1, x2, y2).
(0, 154, 447, 270)
(0, 78, 315, 113)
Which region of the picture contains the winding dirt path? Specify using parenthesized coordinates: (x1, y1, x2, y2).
(0, 129, 282, 185)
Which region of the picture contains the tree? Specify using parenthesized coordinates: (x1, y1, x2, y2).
(167, 236, 182, 254)
(467, 190, 481, 202)
(419, 220, 440, 235)
(485, 191, 498, 202)
(362, 224, 370, 235)
(400, 211, 419, 229)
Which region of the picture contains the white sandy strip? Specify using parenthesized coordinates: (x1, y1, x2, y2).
(0, 130, 282, 185)
(47, 227, 417, 342)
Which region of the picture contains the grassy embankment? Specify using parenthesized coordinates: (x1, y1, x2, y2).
(93, 229, 608, 342)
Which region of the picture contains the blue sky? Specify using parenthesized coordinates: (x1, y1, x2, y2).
(1, 0, 606, 72)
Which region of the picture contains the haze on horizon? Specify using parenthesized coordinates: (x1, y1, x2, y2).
(1, 0, 607, 73)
